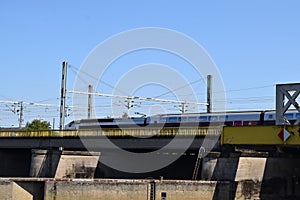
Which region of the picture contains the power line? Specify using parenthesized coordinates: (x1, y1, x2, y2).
(69, 64, 129, 95)
(154, 78, 205, 98)
(67, 90, 208, 105)
(217, 85, 275, 95)
(224, 85, 275, 93)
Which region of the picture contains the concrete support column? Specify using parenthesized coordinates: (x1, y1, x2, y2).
(30, 149, 62, 178)
(30, 150, 100, 178)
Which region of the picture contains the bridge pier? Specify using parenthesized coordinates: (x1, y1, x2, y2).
(30, 149, 100, 178)
(30, 149, 62, 177)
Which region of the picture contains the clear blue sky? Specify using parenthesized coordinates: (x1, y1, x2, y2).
(0, 1, 300, 127)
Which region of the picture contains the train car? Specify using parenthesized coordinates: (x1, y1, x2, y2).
(263, 110, 300, 125)
(148, 111, 263, 127)
(65, 110, 300, 130)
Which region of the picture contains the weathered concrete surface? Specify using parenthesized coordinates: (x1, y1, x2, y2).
(15, 181, 45, 200)
(260, 157, 300, 199)
(43, 179, 235, 200)
(30, 149, 61, 177)
(235, 157, 267, 181)
(0, 179, 32, 200)
(3, 149, 300, 199)
(44, 179, 149, 200)
(30, 150, 100, 178)
(202, 155, 300, 199)
(0, 178, 236, 200)
(155, 180, 232, 200)
(55, 151, 100, 178)
(12, 182, 33, 200)
(203, 155, 292, 182)
(2, 177, 300, 199)
(203, 156, 240, 181)
(0, 180, 12, 200)
(235, 180, 261, 200)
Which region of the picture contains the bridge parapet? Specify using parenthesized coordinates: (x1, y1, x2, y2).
(0, 126, 223, 137)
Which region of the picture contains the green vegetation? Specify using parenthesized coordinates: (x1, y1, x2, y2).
(25, 119, 51, 131)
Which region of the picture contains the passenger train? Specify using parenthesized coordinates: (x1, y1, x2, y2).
(65, 110, 300, 130)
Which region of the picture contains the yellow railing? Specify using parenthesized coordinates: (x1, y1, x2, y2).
(3, 126, 300, 145)
(0, 126, 223, 137)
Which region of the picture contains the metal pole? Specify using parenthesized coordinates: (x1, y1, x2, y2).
(181, 103, 186, 113)
(88, 85, 93, 119)
(19, 101, 23, 129)
(59, 61, 67, 130)
(52, 118, 55, 130)
(207, 75, 212, 113)
(276, 84, 285, 125)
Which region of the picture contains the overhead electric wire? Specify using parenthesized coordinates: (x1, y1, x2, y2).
(35, 97, 60, 104)
(69, 64, 129, 95)
(68, 64, 210, 115)
(154, 78, 204, 98)
(69, 64, 207, 102)
(67, 90, 208, 105)
(223, 85, 275, 93)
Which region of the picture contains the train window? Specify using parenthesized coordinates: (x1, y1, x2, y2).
(296, 113, 300, 118)
(210, 116, 218, 121)
(188, 116, 198, 122)
(159, 117, 167, 122)
(240, 114, 260, 120)
(285, 113, 294, 119)
(218, 115, 227, 121)
(199, 116, 207, 121)
(226, 114, 240, 121)
(181, 117, 188, 122)
(168, 117, 180, 122)
(268, 114, 273, 119)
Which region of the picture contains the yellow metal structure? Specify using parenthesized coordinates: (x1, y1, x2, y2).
(222, 125, 300, 145)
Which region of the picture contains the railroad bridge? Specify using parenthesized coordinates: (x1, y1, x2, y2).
(0, 76, 300, 199)
(0, 125, 300, 173)
(1, 125, 300, 199)
(1, 83, 300, 199)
